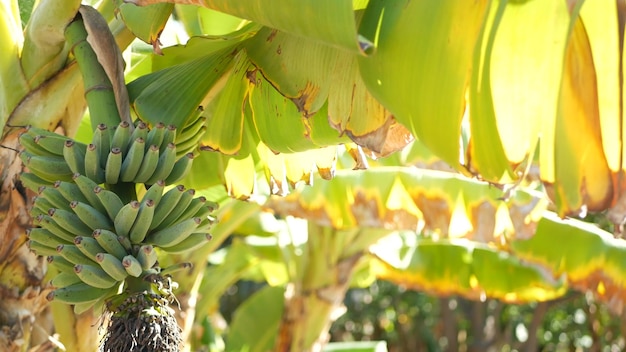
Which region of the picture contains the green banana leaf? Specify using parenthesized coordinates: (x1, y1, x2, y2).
(128, 0, 366, 53)
(226, 285, 285, 352)
(511, 213, 626, 312)
(127, 46, 238, 127)
(372, 235, 566, 303)
(358, 0, 488, 168)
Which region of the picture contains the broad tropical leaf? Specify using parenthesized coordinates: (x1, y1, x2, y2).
(512, 213, 626, 313)
(267, 167, 546, 241)
(372, 235, 566, 303)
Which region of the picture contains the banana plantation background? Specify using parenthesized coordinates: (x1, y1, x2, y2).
(2, 0, 626, 351)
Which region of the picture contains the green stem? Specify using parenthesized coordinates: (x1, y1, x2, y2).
(65, 17, 121, 129)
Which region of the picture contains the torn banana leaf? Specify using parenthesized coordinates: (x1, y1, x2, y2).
(246, 26, 410, 155)
(372, 235, 566, 303)
(152, 25, 260, 71)
(266, 167, 547, 241)
(512, 213, 626, 313)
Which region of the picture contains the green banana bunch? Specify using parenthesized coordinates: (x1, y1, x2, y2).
(18, 118, 205, 188)
(19, 117, 214, 313)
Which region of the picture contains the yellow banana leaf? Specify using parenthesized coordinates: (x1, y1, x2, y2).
(358, 0, 489, 168)
(549, 18, 613, 215)
(512, 213, 626, 313)
(266, 167, 547, 241)
(486, 0, 571, 178)
(127, 0, 365, 53)
(580, 0, 625, 199)
(372, 236, 566, 303)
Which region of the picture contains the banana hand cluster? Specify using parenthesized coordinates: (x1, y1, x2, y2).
(19, 117, 214, 312)
(29, 178, 215, 311)
(19, 115, 206, 187)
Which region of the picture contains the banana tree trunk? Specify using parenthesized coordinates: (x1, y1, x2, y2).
(273, 224, 391, 352)
(0, 132, 53, 351)
(275, 254, 361, 352)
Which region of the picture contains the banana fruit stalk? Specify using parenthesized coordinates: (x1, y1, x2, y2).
(19, 117, 214, 311)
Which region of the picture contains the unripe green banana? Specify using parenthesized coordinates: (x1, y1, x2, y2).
(120, 137, 145, 182)
(105, 147, 123, 184)
(164, 153, 194, 185)
(149, 185, 186, 230)
(19, 133, 60, 157)
(93, 186, 124, 220)
(175, 196, 208, 225)
(48, 208, 93, 235)
(84, 143, 105, 184)
(54, 180, 89, 204)
(177, 114, 206, 145)
(23, 125, 62, 140)
(146, 122, 165, 149)
(50, 271, 82, 288)
(38, 186, 71, 210)
(92, 229, 129, 260)
(62, 140, 87, 175)
(134, 144, 160, 183)
(31, 196, 56, 217)
(129, 199, 155, 243)
(35, 215, 77, 243)
(69, 201, 114, 231)
(56, 244, 96, 265)
(72, 174, 106, 214)
(154, 188, 195, 230)
(131, 121, 149, 143)
(117, 235, 132, 252)
(135, 244, 158, 270)
(74, 264, 118, 289)
(32, 134, 69, 156)
(74, 236, 106, 260)
(176, 126, 206, 157)
(47, 282, 114, 304)
(161, 125, 177, 154)
(20, 152, 73, 182)
(47, 255, 75, 273)
(92, 123, 111, 168)
(95, 252, 129, 281)
(19, 172, 50, 192)
(27, 227, 72, 247)
(122, 254, 143, 277)
(141, 180, 165, 208)
(53, 181, 89, 205)
(145, 142, 176, 185)
(114, 200, 140, 238)
(27, 240, 58, 256)
(111, 121, 132, 153)
(160, 232, 212, 254)
(146, 217, 202, 248)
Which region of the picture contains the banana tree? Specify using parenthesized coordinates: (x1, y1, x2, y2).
(3, 0, 626, 351)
